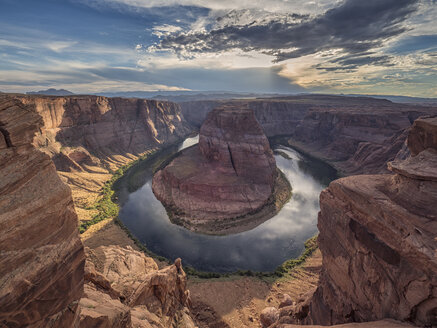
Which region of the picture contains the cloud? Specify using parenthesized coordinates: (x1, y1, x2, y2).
(152, 0, 419, 63)
(45, 41, 77, 53)
(0, 39, 31, 50)
(152, 24, 182, 37)
(76, 0, 339, 14)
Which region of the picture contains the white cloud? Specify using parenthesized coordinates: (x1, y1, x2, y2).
(0, 72, 190, 94)
(138, 49, 273, 70)
(81, 0, 340, 14)
(45, 41, 77, 53)
(152, 24, 182, 38)
(0, 39, 31, 49)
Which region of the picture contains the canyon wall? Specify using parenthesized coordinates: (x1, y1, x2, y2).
(269, 116, 437, 327)
(199, 106, 276, 185)
(13, 95, 193, 224)
(0, 96, 85, 327)
(180, 95, 437, 175)
(0, 94, 197, 327)
(18, 95, 192, 172)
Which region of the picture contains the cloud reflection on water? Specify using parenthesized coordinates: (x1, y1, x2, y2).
(119, 142, 335, 272)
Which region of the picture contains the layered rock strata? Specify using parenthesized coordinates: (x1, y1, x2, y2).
(268, 116, 437, 327)
(10, 95, 193, 225)
(0, 95, 196, 327)
(80, 246, 195, 328)
(0, 96, 85, 327)
(153, 106, 289, 234)
(18, 95, 192, 172)
(180, 95, 437, 175)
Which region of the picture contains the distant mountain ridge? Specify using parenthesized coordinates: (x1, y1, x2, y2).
(27, 88, 75, 96)
(19, 89, 437, 105)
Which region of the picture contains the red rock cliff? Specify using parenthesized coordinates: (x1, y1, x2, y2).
(17, 95, 192, 172)
(180, 95, 437, 175)
(280, 116, 437, 327)
(199, 106, 276, 185)
(0, 96, 85, 327)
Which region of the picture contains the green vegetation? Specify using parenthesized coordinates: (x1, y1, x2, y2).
(185, 234, 318, 280)
(273, 235, 318, 276)
(79, 150, 157, 234)
(274, 150, 292, 160)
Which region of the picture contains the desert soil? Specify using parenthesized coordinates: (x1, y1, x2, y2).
(188, 249, 322, 328)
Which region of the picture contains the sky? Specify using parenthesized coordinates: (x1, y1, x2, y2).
(0, 0, 436, 96)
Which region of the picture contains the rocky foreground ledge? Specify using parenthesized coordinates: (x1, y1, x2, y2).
(152, 105, 291, 234)
(263, 116, 437, 327)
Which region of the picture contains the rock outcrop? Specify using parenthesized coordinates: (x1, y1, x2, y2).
(198, 106, 276, 186)
(179, 95, 437, 175)
(0, 96, 85, 327)
(269, 116, 437, 327)
(153, 106, 289, 234)
(11, 95, 193, 226)
(80, 246, 195, 328)
(0, 94, 196, 328)
(18, 95, 192, 172)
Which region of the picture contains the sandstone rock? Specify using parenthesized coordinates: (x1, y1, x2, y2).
(80, 246, 195, 328)
(260, 307, 279, 327)
(0, 96, 85, 327)
(180, 95, 437, 175)
(80, 283, 132, 328)
(18, 95, 192, 172)
(152, 105, 282, 233)
(199, 106, 276, 185)
(407, 116, 437, 155)
(287, 116, 437, 326)
(276, 319, 414, 327)
(279, 294, 293, 309)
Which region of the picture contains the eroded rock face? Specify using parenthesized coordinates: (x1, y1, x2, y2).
(407, 116, 437, 155)
(0, 95, 196, 327)
(0, 96, 85, 327)
(80, 246, 195, 328)
(17, 95, 192, 172)
(199, 106, 276, 185)
(152, 106, 280, 233)
(283, 116, 437, 326)
(180, 95, 437, 175)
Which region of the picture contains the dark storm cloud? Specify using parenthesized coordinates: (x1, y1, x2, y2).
(155, 0, 419, 62)
(315, 53, 395, 71)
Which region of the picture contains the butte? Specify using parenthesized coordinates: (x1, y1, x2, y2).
(152, 105, 291, 234)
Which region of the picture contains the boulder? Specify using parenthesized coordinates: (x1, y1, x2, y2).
(260, 307, 280, 328)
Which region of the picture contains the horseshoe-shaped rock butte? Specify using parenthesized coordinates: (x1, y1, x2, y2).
(152, 105, 291, 234)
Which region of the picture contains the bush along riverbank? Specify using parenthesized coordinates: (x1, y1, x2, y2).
(78, 135, 195, 234)
(184, 235, 318, 280)
(78, 150, 158, 234)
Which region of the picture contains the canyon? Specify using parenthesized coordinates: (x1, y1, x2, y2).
(0, 93, 436, 327)
(261, 116, 437, 327)
(152, 105, 290, 234)
(0, 94, 196, 328)
(179, 95, 436, 175)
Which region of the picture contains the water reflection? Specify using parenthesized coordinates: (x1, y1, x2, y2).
(177, 135, 199, 151)
(119, 138, 337, 272)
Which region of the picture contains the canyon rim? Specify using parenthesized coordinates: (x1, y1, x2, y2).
(1, 0, 437, 327)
